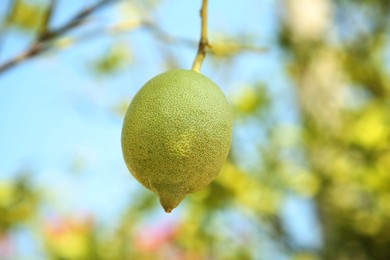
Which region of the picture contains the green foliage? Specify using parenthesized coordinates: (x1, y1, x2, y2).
(279, 1, 390, 258)
(232, 83, 270, 118)
(8, 0, 45, 32)
(91, 43, 132, 76)
(0, 174, 39, 232)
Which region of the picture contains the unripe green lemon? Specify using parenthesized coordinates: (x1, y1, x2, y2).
(121, 69, 232, 213)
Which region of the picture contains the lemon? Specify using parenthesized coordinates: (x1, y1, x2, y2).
(121, 70, 232, 212)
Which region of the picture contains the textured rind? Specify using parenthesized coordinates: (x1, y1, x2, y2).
(121, 70, 232, 212)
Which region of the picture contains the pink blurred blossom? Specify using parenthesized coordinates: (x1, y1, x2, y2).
(135, 220, 178, 252)
(0, 233, 13, 259)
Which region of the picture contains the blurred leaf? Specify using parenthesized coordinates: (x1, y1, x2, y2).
(217, 163, 280, 215)
(287, 171, 320, 197)
(0, 182, 14, 207)
(292, 252, 320, 260)
(54, 37, 75, 49)
(9, 0, 45, 32)
(111, 99, 131, 116)
(0, 175, 39, 232)
(231, 83, 270, 117)
(91, 43, 132, 76)
(348, 103, 389, 149)
(44, 217, 95, 259)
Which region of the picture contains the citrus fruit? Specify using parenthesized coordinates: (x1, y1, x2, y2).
(121, 69, 232, 212)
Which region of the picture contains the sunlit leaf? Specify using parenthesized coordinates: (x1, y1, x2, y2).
(9, 0, 45, 32)
(91, 43, 132, 75)
(348, 104, 389, 149)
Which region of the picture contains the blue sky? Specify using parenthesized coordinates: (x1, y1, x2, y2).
(0, 0, 321, 257)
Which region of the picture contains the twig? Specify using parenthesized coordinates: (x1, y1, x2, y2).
(142, 21, 194, 46)
(39, 0, 117, 41)
(38, 0, 57, 40)
(142, 21, 267, 55)
(0, 0, 119, 74)
(0, 6, 267, 76)
(0, 42, 47, 72)
(191, 0, 210, 73)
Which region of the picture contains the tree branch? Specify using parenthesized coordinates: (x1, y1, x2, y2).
(39, 0, 117, 41)
(0, 0, 119, 74)
(38, 0, 57, 40)
(142, 21, 267, 56)
(0, 1, 267, 76)
(191, 0, 210, 73)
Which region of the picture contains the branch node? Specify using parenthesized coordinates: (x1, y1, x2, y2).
(191, 0, 209, 73)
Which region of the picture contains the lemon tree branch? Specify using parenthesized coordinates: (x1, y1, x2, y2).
(191, 0, 211, 73)
(0, 0, 118, 75)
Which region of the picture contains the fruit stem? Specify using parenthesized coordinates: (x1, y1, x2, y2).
(191, 0, 211, 73)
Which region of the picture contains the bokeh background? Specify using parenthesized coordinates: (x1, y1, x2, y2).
(1, 0, 390, 259)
